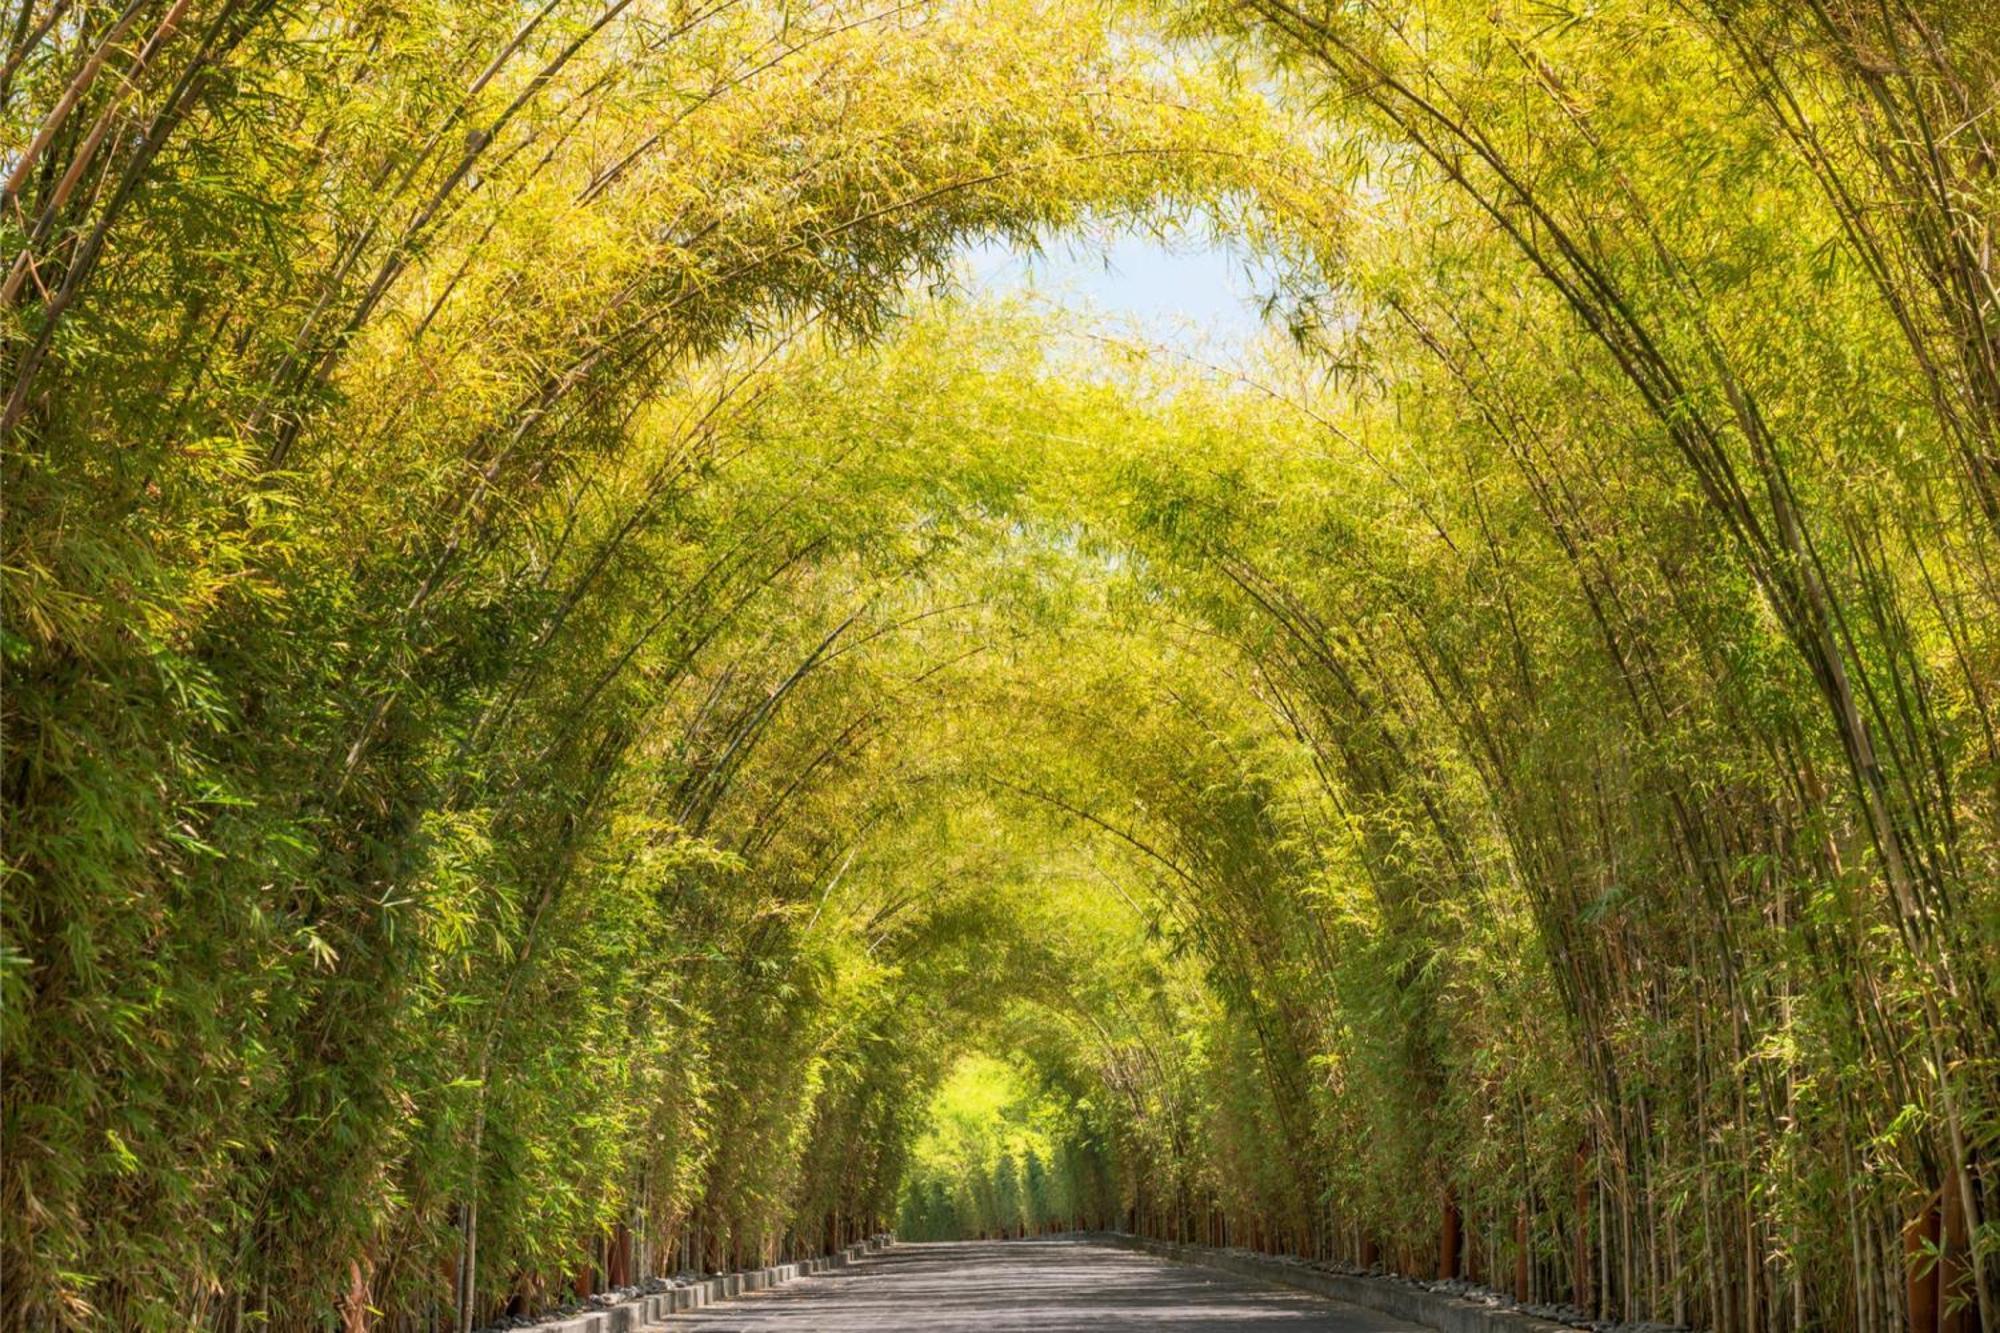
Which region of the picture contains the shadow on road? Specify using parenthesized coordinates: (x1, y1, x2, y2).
(673, 1238, 1419, 1331)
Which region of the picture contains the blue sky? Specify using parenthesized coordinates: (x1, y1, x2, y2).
(960, 228, 1270, 354)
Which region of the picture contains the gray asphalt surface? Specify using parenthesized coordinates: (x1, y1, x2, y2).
(672, 1238, 1423, 1330)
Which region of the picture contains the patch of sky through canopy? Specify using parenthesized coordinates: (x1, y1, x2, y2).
(960, 222, 1272, 359)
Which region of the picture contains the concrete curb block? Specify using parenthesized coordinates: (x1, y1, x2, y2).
(1095, 1234, 1570, 1333)
(522, 1236, 893, 1331)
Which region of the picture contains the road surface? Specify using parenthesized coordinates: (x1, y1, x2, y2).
(672, 1238, 1423, 1331)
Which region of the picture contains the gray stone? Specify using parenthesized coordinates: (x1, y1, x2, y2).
(1103, 1235, 1570, 1333)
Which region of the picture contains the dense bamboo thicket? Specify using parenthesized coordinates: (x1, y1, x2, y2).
(5, 0, 1997, 1330)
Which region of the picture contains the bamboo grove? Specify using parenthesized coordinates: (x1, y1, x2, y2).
(3, 0, 1997, 1329)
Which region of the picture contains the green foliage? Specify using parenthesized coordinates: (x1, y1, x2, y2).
(7, 1, 2000, 1330)
(897, 1055, 1081, 1241)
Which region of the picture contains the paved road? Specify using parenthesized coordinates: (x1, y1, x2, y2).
(672, 1238, 1423, 1331)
